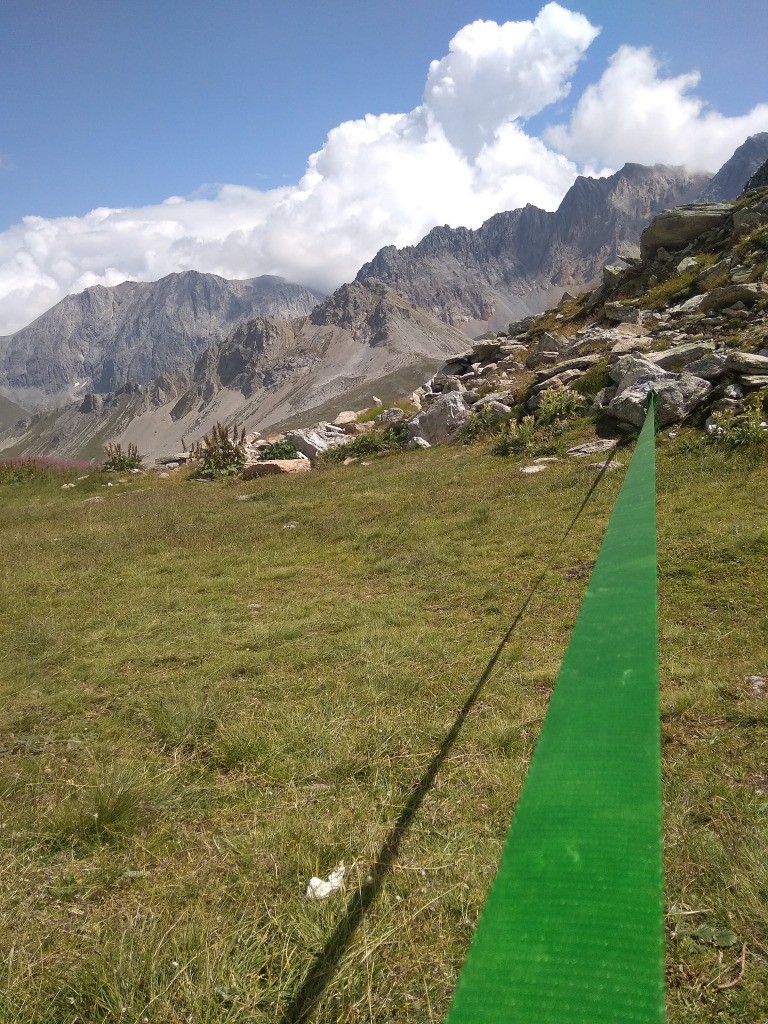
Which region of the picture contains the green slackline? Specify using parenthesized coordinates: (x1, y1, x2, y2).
(447, 399, 664, 1024)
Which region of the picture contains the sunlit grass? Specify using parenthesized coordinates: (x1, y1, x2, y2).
(0, 433, 765, 1021)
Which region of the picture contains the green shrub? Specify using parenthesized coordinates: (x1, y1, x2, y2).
(535, 388, 587, 426)
(490, 416, 562, 458)
(458, 405, 515, 444)
(192, 422, 246, 478)
(572, 361, 611, 402)
(705, 390, 768, 448)
(638, 265, 702, 310)
(320, 425, 409, 463)
(102, 442, 143, 472)
(258, 439, 301, 461)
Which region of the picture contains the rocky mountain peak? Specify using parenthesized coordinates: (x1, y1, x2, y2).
(698, 132, 768, 202)
(0, 272, 325, 409)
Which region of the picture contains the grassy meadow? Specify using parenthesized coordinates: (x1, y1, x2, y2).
(0, 432, 766, 1022)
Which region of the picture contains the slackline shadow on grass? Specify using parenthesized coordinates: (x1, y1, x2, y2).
(279, 441, 626, 1024)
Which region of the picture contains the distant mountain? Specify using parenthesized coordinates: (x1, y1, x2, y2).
(745, 156, 768, 193)
(698, 133, 768, 202)
(356, 163, 711, 334)
(1, 280, 468, 460)
(0, 271, 325, 410)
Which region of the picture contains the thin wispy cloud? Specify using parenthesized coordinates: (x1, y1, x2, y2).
(0, 2, 766, 337)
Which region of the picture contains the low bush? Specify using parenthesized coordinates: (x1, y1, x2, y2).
(572, 361, 611, 402)
(319, 425, 409, 463)
(535, 388, 587, 426)
(192, 422, 246, 478)
(490, 416, 562, 458)
(258, 439, 301, 461)
(705, 390, 768, 449)
(458, 405, 515, 443)
(102, 441, 143, 472)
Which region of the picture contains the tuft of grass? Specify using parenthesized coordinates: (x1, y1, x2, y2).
(43, 763, 164, 851)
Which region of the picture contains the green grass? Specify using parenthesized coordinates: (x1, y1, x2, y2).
(0, 436, 766, 1022)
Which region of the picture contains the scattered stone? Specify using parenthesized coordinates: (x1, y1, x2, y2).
(285, 426, 349, 460)
(605, 302, 640, 324)
(374, 408, 406, 426)
(591, 385, 618, 412)
(61, 482, 75, 489)
(699, 283, 765, 313)
(332, 411, 358, 427)
(610, 335, 652, 359)
(647, 341, 715, 372)
(683, 350, 729, 381)
(676, 256, 698, 273)
(587, 460, 623, 470)
(520, 464, 549, 474)
(567, 439, 618, 457)
(407, 437, 431, 450)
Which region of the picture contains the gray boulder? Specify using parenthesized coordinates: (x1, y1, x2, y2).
(374, 408, 406, 427)
(647, 342, 715, 371)
(640, 204, 733, 259)
(726, 350, 768, 374)
(607, 372, 711, 428)
(605, 302, 641, 324)
(609, 354, 668, 387)
(407, 392, 471, 446)
(285, 427, 349, 460)
(683, 350, 730, 381)
(700, 283, 766, 312)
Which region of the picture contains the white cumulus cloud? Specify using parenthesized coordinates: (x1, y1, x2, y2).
(0, 4, 767, 338)
(0, 3, 598, 336)
(546, 45, 768, 171)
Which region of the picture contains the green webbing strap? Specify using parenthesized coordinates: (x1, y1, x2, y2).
(447, 399, 664, 1024)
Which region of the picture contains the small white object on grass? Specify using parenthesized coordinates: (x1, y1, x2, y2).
(306, 862, 346, 899)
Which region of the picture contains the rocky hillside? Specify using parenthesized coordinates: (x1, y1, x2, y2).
(0, 281, 467, 460)
(0, 271, 325, 410)
(698, 133, 768, 202)
(250, 171, 768, 469)
(355, 163, 711, 334)
(393, 174, 768, 447)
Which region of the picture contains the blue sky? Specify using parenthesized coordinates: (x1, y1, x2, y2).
(0, 0, 767, 333)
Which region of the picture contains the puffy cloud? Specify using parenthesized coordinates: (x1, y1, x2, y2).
(0, 6, 598, 337)
(546, 45, 768, 171)
(424, 3, 599, 158)
(0, 6, 766, 338)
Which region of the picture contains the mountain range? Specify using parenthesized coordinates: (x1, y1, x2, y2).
(0, 272, 324, 411)
(2, 133, 768, 460)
